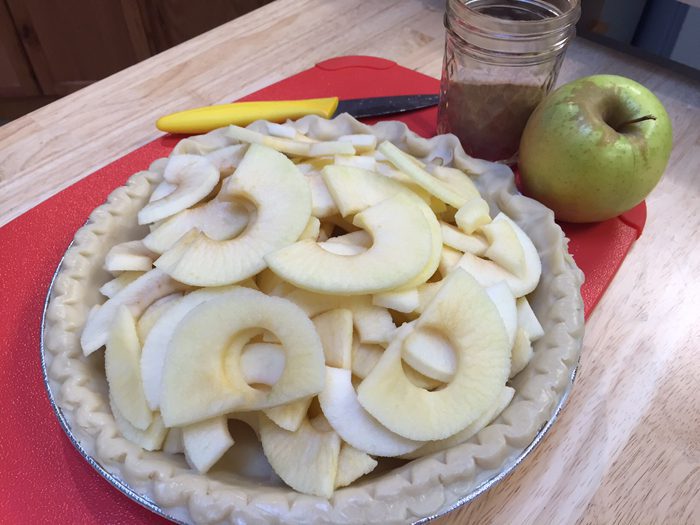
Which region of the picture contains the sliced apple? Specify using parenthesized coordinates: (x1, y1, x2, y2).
(255, 268, 297, 297)
(299, 216, 321, 241)
(110, 398, 167, 451)
(457, 213, 542, 297)
(439, 245, 463, 276)
(136, 292, 182, 343)
(263, 396, 313, 432)
(485, 281, 517, 348)
(105, 306, 152, 430)
(357, 270, 511, 441)
(283, 289, 371, 317)
(430, 165, 480, 201)
(323, 230, 371, 249)
(81, 268, 187, 355)
(454, 197, 492, 234)
(155, 144, 312, 286)
(313, 309, 353, 369)
(377, 141, 467, 209)
(308, 141, 355, 157)
(352, 305, 396, 345)
(402, 386, 515, 459)
(226, 124, 311, 156)
(266, 122, 297, 138)
(372, 287, 420, 314)
(517, 297, 545, 341)
(306, 173, 338, 218)
(104, 240, 156, 272)
(337, 134, 377, 153)
(401, 328, 456, 383)
(204, 144, 247, 176)
(334, 154, 376, 170)
(163, 427, 184, 454)
(481, 217, 526, 276)
(510, 328, 533, 377)
(335, 444, 378, 488)
(403, 363, 444, 391)
(141, 286, 236, 410)
(99, 271, 143, 299)
(318, 241, 366, 256)
(259, 414, 341, 498)
(319, 367, 422, 457)
(440, 222, 489, 256)
(351, 340, 384, 380)
(266, 193, 433, 295)
(160, 287, 325, 427)
(237, 342, 286, 386)
(182, 416, 234, 473)
(138, 154, 220, 224)
(143, 198, 250, 254)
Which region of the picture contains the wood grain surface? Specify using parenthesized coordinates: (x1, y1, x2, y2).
(1, 1, 698, 523)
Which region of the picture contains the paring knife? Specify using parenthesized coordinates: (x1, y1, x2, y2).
(156, 94, 439, 134)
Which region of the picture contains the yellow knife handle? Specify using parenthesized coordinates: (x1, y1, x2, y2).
(156, 97, 339, 134)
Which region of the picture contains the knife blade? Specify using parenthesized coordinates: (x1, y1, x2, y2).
(156, 94, 439, 134)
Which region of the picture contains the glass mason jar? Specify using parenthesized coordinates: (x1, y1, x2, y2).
(437, 0, 580, 163)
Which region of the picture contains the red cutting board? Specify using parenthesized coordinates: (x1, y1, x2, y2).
(0, 56, 644, 524)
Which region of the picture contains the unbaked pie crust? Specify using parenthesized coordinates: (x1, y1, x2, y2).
(43, 114, 584, 524)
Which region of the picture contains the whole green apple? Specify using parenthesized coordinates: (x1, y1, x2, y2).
(518, 74, 672, 223)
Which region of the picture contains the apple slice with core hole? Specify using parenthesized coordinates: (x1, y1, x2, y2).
(160, 287, 324, 427)
(81, 268, 187, 355)
(265, 193, 433, 295)
(138, 154, 220, 224)
(182, 416, 234, 473)
(357, 269, 510, 441)
(155, 144, 312, 286)
(319, 367, 422, 456)
(321, 165, 442, 290)
(335, 444, 378, 488)
(403, 363, 444, 390)
(259, 414, 341, 498)
(141, 286, 237, 410)
(105, 306, 152, 430)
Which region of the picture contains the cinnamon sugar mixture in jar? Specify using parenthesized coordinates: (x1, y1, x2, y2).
(437, 0, 580, 163)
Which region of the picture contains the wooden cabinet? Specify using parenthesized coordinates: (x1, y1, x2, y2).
(0, 0, 272, 118)
(0, 0, 39, 97)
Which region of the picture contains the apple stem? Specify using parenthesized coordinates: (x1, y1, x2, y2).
(616, 114, 656, 129)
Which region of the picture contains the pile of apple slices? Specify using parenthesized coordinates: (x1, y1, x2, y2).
(80, 122, 545, 498)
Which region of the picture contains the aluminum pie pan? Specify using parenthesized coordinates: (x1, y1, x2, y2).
(41, 246, 580, 525)
(40, 114, 585, 524)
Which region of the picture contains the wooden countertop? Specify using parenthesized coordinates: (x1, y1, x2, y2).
(2, 0, 698, 523)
